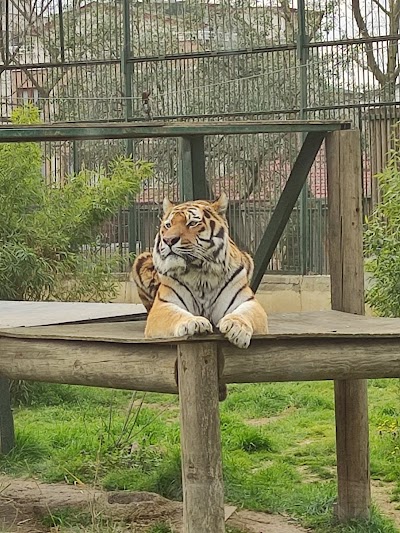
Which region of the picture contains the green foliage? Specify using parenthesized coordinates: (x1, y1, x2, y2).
(365, 137, 400, 316)
(0, 104, 152, 302)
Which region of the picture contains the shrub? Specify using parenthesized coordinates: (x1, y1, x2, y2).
(0, 104, 152, 302)
(365, 135, 400, 316)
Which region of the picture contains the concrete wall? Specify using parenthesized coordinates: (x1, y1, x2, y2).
(112, 274, 333, 314)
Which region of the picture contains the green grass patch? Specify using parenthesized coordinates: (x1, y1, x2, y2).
(4, 380, 400, 532)
(41, 508, 92, 528)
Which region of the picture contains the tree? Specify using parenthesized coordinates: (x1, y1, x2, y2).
(0, 104, 152, 301)
(352, 0, 400, 100)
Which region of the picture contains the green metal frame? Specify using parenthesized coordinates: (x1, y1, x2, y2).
(0, 119, 350, 291)
(0, 120, 350, 143)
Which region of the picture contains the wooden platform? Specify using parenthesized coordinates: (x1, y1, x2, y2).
(2, 309, 400, 341)
(0, 300, 146, 328)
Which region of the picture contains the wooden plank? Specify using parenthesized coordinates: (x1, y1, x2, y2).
(0, 377, 15, 454)
(0, 301, 146, 328)
(0, 120, 351, 143)
(177, 342, 225, 533)
(251, 131, 325, 291)
(326, 129, 370, 521)
(6, 311, 400, 343)
(2, 335, 400, 394)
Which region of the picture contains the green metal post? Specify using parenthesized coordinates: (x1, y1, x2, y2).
(297, 0, 310, 274)
(72, 141, 80, 174)
(0, 377, 15, 454)
(179, 136, 209, 201)
(58, 0, 65, 63)
(122, 0, 136, 256)
(5, 0, 10, 65)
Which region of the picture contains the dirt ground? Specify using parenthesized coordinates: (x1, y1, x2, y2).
(1, 475, 399, 533)
(0, 475, 309, 533)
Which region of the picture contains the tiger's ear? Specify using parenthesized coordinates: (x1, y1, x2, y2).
(212, 192, 228, 215)
(162, 198, 174, 214)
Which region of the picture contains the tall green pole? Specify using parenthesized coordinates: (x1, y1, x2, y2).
(297, 0, 309, 274)
(122, 0, 136, 258)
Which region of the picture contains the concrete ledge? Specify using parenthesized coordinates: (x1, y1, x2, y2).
(112, 274, 333, 314)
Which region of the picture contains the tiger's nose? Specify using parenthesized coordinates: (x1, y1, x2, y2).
(163, 236, 179, 247)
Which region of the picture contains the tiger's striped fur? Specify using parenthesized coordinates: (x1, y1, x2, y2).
(131, 193, 268, 348)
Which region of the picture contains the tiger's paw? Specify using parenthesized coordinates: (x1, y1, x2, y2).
(218, 315, 253, 349)
(175, 316, 213, 337)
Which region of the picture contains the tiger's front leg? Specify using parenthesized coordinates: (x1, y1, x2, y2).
(145, 294, 213, 339)
(218, 298, 268, 349)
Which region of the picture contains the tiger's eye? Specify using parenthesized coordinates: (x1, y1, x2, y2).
(164, 221, 171, 228)
(187, 220, 198, 227)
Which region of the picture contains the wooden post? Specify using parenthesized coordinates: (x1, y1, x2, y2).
(177, 342, 225, 533)
(0, 377, 15, 454)
(326, 129, 370, 521)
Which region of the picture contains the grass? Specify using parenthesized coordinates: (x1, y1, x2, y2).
(3, 379, 400, 532)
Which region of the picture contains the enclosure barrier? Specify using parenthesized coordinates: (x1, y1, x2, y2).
(0, 121, 371, 531)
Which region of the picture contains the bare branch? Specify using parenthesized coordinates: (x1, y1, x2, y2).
(9, 0, 30, 19)
(352, 0, 386, 85)
(40, 0, 54, 16)
(371, 0, 390, 17)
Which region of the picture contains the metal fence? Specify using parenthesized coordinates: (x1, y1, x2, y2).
(1, 0, 398, 274)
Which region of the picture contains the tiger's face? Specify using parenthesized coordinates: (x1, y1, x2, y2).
(153, 194, 228, 273)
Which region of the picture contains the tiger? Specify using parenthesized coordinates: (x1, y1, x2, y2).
(131, 192, 268, 349)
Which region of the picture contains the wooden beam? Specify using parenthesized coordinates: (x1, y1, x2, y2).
(222, 338, 400, 383)
(251, 131, 325, 291)
(0, 120, 351, 143)
(0, 337, 178, 394)
(0, 377, 15, 454)
(2, 335, 400, 394)
(177, 342, 225, 533)
(326, 129, 370, 521)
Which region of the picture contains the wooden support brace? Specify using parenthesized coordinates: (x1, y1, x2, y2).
(326, 129, 370, 521)
(251, 130, 325, 291)
(177, 342, 225, 533)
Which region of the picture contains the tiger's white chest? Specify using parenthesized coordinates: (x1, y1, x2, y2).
(163, 263, 248, 325)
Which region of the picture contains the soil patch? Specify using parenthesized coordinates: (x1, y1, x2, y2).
(0, 475, 309, 532)
(372, 480, 400, 530)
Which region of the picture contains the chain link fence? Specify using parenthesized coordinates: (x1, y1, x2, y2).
(1, 0, 397, 273)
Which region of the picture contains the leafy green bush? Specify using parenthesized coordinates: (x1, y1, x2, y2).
(0, 105, 152, 302)
(365, 136, 400, 316)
